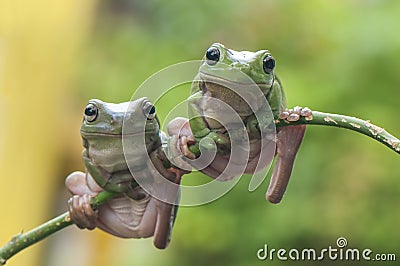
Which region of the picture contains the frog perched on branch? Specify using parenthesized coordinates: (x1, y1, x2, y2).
(66, 98, 188, 249)
(169, 43, 312, 204)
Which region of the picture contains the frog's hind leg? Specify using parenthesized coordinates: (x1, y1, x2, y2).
(152, 200, 171, 249)
(266, 125, 306, 204)
(152, 159, 183, 249)
(153, 186, 181, 249)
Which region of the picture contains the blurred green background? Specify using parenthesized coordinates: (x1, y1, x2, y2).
(1, 0, 399, 265)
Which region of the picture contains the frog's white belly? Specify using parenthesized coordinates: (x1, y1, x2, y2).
(98, 192, 158, 238)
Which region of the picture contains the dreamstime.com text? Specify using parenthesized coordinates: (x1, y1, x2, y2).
(257, 237, 396, 262)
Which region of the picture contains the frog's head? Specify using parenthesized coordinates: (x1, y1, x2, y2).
(80, 97, 161, 162)
(195, 43, 277, 116)
(199, 43, 276, 89)
(81, 97, 159, 137)
(80, 98, 161, 190)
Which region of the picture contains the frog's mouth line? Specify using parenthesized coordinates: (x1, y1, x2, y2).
(199, 72, 272, 90)
(80, 129, 159, 137)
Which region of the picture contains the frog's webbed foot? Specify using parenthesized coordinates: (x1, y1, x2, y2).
(266, 124, 306, 204)
(179, 135, 197, 160)
(68, 194, 98, 230)
(279, 106, 313, 122)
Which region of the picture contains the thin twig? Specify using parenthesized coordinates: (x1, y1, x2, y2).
(188, 110, 400, 155)
(0, 191, 117, 265)
(275, 111, 400, 154)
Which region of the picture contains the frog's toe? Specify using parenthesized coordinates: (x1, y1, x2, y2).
(68, 194, 98, 230)
(293, 106, 302, 114)
(287, 113, 300, 122)
(278, 110, 289, 120)
(300, 107, 313, 121)
(166, 117, 197, 160)
(300, 107, 312, 116)
(180, 136, 197, 159)
(165, 135, 193, 171)
(281, 107, 313, 122)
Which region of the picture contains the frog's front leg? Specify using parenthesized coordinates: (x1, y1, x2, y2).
(68, 194, 98, 230)
(188, 92, 231, 155)
(66, 171, 102, 230)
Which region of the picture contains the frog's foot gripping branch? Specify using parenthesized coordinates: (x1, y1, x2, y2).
(166, 117, 197, 170)
(66, 165, 186, 250)
(278, 106, 313, 122)
(166, 115, 307, 204)
(67, 194, 98, 230)
(276, 107, 400, 154)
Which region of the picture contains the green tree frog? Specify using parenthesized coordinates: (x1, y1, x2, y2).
(66, 98, 187, 249)
(169, 43, 312, 203)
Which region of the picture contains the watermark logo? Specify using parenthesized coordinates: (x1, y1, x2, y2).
(257, 237, 396, 262)
(336, 237, 347, 248)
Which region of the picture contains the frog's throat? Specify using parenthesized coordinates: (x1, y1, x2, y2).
(82, 154, 138, 192)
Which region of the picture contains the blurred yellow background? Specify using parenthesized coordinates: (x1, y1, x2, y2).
(0, 0, 399, 265)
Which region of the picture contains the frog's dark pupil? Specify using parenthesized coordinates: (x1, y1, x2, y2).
(206, 47, 220, 64)
(149, 105, 156, 115)
(85, 105, 97, 116)
(263, 55, 275, 74)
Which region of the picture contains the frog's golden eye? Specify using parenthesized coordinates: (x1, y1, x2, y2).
(143, 102, 156, 119)
(84, 103, 98, 122)
(205, 46, 220, 66)
(263, 54, 275, 74)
